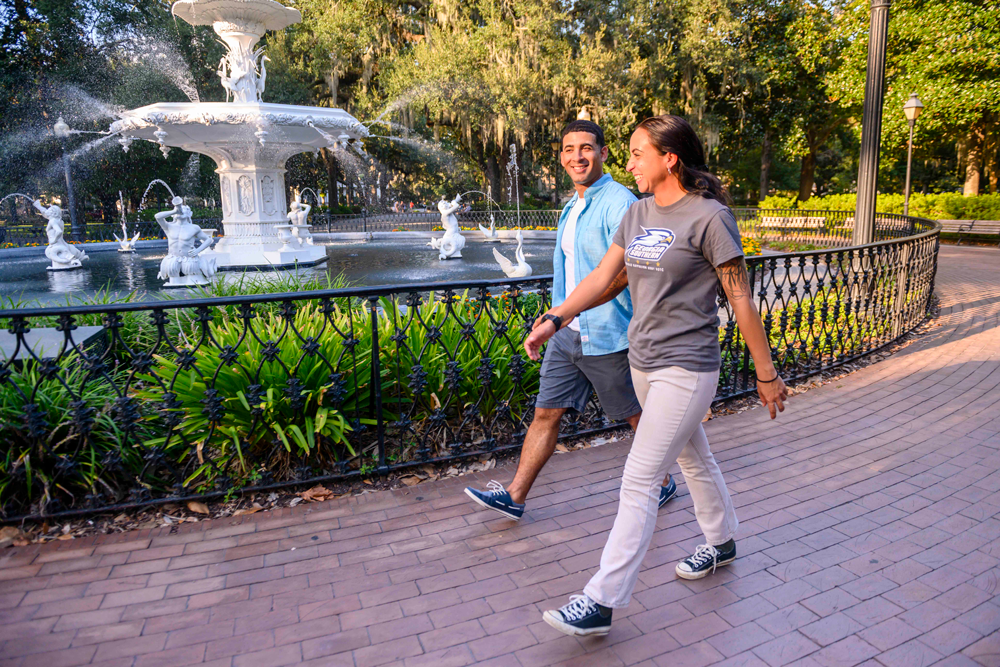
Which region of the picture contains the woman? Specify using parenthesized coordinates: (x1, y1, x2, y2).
(524, 115, 787, 637)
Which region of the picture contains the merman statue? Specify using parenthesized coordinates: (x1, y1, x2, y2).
(33, 199, 87, 271)
(155, 196, 217, 287)
(287, 196, 314, 246)
(427, 194, 466, 260)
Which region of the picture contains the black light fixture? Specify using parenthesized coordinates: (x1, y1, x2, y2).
(902, 93, 924, 217)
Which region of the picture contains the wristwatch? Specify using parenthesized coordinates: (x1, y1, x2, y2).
(541, 313, 563, 331)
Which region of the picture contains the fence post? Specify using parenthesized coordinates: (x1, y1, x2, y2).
(363, 208, 368, 235)
(326, 210, 331, 233)
(367, 296, 386, 473)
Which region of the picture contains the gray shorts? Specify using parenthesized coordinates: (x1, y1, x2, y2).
(536, 328, 641, 421)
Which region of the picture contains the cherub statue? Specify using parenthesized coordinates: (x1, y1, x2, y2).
(155, 196, 217, 286)
(33, 199, 87, 270)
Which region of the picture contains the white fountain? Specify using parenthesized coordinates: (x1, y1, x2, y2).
(109, 0, 368, 270)
(114, 191, 140, 252)
(427, 195, 466, 260)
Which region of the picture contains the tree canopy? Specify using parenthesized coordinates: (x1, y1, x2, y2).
(0, 0, 996, 221)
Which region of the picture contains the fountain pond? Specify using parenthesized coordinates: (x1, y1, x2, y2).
(0, 237, 556, 306)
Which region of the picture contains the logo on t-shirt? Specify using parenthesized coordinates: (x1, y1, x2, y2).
(625, 227, 675, 263)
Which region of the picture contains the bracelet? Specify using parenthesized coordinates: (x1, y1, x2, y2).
(757, 374, 780, 383)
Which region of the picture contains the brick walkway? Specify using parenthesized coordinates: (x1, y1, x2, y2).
(2, 245, 999, 667)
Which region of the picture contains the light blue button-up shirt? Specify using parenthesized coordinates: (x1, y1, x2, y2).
(552, 173, 637, 356)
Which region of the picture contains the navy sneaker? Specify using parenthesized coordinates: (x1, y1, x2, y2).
(464, 481, 524, 520)
(543, 594, 612, 636)
(658, 476, 677, 509)
(675, 540, 737, 580)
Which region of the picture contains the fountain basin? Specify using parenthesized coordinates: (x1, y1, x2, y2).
(111, 102, 366, 151)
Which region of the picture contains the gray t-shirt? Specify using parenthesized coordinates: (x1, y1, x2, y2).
(612, 194, 743, 373)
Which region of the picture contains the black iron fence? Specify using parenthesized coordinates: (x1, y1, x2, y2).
(733, 208, 921, 248)
(315, 209, 560, 234)
(0, 211, 940, 520)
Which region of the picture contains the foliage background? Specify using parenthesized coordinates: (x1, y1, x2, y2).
(0, 0, 997, 224)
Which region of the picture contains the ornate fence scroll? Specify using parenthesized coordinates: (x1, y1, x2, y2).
(0, 211, 940, 520)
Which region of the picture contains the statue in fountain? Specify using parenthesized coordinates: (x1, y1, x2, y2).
(155, 197, 217, 287)
(493, 229, 533, 278)
(428, 195, 466, 260)
(287, 196, 314, 246)
(33, 200, 88, 271)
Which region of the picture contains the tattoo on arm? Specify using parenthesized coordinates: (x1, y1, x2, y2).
(717, 257, 750, 302)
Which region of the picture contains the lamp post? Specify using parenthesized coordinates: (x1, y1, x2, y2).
(852, 0, 892, 245)
(52, 116, 83, 243)
(902, 93, 924, 217)
(550, 138, 562, 206)
(577, 106, 592, 121)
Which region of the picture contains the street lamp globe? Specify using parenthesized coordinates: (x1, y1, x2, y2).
(576, 107, 592, 121)
(53, 116, 71, 138)
(550, 139, 561, 152)
(902, 93, 924, 122)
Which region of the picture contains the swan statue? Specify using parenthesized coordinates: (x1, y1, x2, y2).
(478, 213, 501, 242)
(493, 229, 532, 278)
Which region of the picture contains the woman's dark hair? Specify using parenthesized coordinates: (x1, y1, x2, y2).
(635, 115, 732, 205)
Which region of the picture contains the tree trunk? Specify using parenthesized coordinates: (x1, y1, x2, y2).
(322, 148, 340, 207)
(485, 154, 501, 206)
(798, 150, 816, 201)
(985, 128, 998, 194)
(98, 193, 119, 222)
(964, 124, 984, 197)
(759, 128, 772, 202)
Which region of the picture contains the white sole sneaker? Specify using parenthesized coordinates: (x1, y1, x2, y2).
(675, 555, 736, 580)
(463, 487, 523, 520)
(542, 610, 611, 636)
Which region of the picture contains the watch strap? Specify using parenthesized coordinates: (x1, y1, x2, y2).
(541, 313, 563, 331)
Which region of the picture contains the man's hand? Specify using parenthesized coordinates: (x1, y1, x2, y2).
(525, 319, 557, 360)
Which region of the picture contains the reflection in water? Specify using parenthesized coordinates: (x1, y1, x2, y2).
(117, 252, 148, 294)
(47, 268, 91, 294)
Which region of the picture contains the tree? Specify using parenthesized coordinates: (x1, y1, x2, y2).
(828, 0, 1000, 196)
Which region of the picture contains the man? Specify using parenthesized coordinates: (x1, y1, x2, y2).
(464, 119, 674, 520)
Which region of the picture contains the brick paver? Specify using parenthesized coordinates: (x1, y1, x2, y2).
(1, 245, 999, 666)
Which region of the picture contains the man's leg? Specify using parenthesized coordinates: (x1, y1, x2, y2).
(623, 412, 672, 490)
(506, 407, 566, 505)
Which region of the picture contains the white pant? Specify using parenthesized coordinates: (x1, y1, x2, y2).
(583, 366, 738, 609)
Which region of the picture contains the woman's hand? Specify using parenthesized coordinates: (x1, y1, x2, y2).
(524, 319, 557, 361)
(756, 375, 788, 419)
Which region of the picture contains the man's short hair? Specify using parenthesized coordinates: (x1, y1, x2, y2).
(561, 120, 605, 148)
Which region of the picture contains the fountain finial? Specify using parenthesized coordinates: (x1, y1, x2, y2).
(171, 0, 300, 104)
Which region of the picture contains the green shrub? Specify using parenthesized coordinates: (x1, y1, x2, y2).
(759, 193, 1000, 221)
(0, 360, 147, 514)
(135, 300, 378, 491)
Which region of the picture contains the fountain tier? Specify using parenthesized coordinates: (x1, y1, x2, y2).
(110, 0, 369, 270)
(112, 103, 366, 268)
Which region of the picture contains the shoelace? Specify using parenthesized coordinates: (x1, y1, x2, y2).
(687, 544, 720, 574)
(558, 594, 598, 622)
(486, 480, 507, 497)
